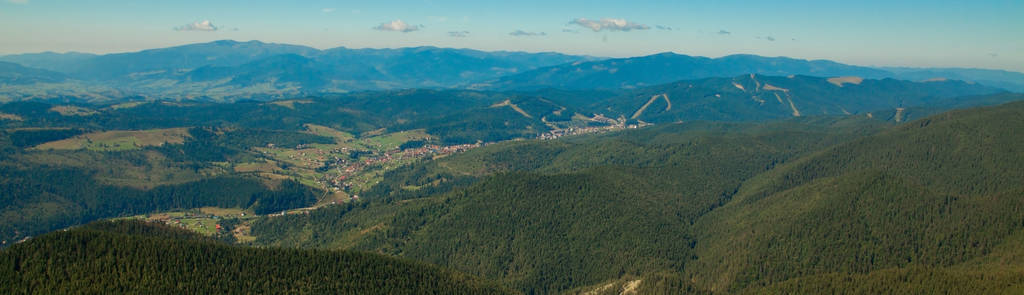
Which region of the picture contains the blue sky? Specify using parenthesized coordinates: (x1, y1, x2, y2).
(1, 0, 1022, 71)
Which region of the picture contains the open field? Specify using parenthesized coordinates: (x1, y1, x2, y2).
(49, 105, 98, 116)
(104, 101, 147, 110)
(270, 99, 314, 110)
(0, 113, 23, 121)
(303, 123, 356, 143)
(32, 128, 190, 151)
(128, 207, 254, 236)
(22, 149, 224, 188)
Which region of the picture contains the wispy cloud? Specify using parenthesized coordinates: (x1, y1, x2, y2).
(374, 20, 421, 32)
(448, 31, 469, 38)
(562, 28, 580, 34)
(174, 20, 218, 32)
(656, 25, 673, 31)
(509, 30, 546, 37)
(764, 36, 776, 41)
(717, 30, 731, 35)
(321, 8, 335, 13)
(570, 18, 649, 32)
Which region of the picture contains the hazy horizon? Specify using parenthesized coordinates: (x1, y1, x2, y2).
(2, 0, 1022, 72)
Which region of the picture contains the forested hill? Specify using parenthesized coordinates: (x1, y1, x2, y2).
(591, 74, 1004, 123)
(0, 220, 515, 294)
(247, 115, 893, 293)
(246, 100, 1024, 294)
(4, 41, 1023, 102)
(483, 52, 1024, 92)
(689, 99, 1024, 293)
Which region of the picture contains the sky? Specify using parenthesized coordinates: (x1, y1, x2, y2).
(1, 0, 1022, 72)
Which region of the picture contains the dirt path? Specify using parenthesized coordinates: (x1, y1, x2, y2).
(491, 99, 533, 118)
(732, 82, 746, 91)
(631, 94, 669, 119)
(620, 279, 642, 295)
(763, 84, 800, 117)
(785, 92, 801, 117)
(827, 76, 864, 87)
(581, 282, 616, 295)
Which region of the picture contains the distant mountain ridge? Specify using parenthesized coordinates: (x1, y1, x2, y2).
(1, 40, 1022, 102)
(483, 52, 1024, 92)
(590, 74, 1004, 123)
(481, 53, 891, 90)
(0, 40, 592, 101)
(0, 62, 67, 85)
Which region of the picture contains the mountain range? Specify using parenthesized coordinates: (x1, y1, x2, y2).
(3, 38, 1024, 294)
(248, 100, 1024, 293)
(1, 40, 1022, 102)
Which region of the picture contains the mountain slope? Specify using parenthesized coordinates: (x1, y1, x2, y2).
(688, 100, 1024, 292)
(0, 220, 514, 294)
(248, 117, 887, 293)
(484, 53, 892, 90)
(248, 99, 1024, 294)
(72, 40, 321, 80)
(484, 52, 1024, 93)
(0, 62, 67, 85)
(5, 41, 1021, 102)
(0, 41, 591, 101)
(0, 51, 97, 73)
(886, 67, 1024, 92)
(592, 74, 1003, 122)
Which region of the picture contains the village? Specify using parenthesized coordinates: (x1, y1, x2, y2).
(262, 121, 651, 199)
(538, 116, 651, 140)
(314, 142, 482, 194)
(134, 121, 654, 240)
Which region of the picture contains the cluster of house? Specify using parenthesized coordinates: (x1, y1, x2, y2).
(537, 123, 646, 140)
(148, 212, 224, 233)
(321, 142, 482, 192)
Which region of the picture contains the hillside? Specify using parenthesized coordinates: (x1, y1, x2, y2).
(3, 41, 1022, 102)
(484, 52, 1024, 93)
(247, 117, 889, 293)
(689, 100, 1024, 292)
(0, 89, 577, 143)
(884, 67, 1024, 92)
(0, 40, 590, 101)
(591, 74, 1005, 122)
(484, 53, 890, 90)
(0, 220, 513, 294)
(247, 100, 1024, 293)
(0, 62, 67, 85)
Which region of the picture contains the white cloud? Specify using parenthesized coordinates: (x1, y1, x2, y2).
(570, 18, 649, 32)
(174, 20, 218, 32)
(509, 30, 546, 37)
(374, 19, 421, 32)
(448, 31, 469, 38)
